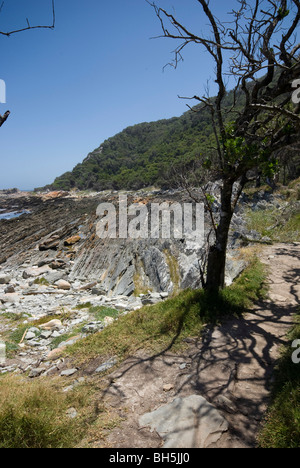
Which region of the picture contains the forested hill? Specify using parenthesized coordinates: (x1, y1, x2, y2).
(38, 79, 298, 193)
(38, 100, 220, 192)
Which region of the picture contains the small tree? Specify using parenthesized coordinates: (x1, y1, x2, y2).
(149, 0, 300, 291)
(0, 0, 55, 128)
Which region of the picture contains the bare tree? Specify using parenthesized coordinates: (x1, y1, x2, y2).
(0, 0, 56, 128)
(149, 0, 300, 292)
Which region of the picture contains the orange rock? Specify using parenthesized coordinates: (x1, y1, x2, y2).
(64, 235, 81, 246)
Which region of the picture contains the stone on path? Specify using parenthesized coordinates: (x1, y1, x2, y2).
(139, 395, 228, 448)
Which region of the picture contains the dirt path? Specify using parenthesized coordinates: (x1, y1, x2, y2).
(96, 243, 300, 448)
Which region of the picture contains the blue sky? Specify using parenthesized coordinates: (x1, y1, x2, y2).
(0, 0, 233, 190)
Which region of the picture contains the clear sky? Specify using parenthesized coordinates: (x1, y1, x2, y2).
(0, 0, 233, 190)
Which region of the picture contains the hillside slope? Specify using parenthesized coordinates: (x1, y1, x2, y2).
(43, 106, 213, 192)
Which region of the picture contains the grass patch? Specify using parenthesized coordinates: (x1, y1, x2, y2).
(1, 312, 27, 322)
(89, 306, 120, 321)
(258, 311, 300, 448)
(68, 258, 267, 365)
(0, 375, 89, 448)
(246, 205, 300, 243)
(33, 277, 49, 286)
(74, 302, 92, 310)
(164, 249, 181, 295)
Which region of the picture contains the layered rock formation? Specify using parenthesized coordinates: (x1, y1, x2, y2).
(0, 188, 248, 298)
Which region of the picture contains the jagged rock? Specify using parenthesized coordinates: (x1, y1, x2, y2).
(49, 260, 67, 270)
(22, 265, 51, 279)
(141, 247, 172, 293)
(40, 330, 52, 339)
(39, 239, 60, 251)
(44, 271, 66, 284)
(25, 331, 36, 341)
(29, 367, 47, 378)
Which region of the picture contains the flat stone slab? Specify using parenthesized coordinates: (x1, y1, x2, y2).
(139, 395, 228, 448)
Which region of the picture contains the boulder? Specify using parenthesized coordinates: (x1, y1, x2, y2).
(22, 265, 51, 279)
(0, 293, 20, 304)
(55, 279, 71, 290)
(0, 274, 11, 284)
(139, 395, 228, 448)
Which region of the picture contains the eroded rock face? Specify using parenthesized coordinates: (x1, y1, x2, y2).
(0, 189, 250, 297)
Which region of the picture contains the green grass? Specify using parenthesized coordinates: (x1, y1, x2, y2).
(74, 302, 93, 310)
(89, 306, 120, 322)
(0, 375, 88, 448)
(258, 311, 300, 448)
(246, 207, 300, 243)
(68, 258, 267, 365)
(33, 277, 49, 286)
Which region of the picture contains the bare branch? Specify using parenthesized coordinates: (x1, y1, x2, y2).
(0, 0, 55, 37)
(0, 110, 10, 127)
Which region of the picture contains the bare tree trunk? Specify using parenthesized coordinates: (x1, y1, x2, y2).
(205, 179, 234, 292)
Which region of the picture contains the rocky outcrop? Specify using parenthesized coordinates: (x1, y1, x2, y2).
(0, 188, 258, 298)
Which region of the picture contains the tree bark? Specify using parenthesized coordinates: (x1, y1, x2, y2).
(205, 179, 234, 292)
(0, 111, 10, 127)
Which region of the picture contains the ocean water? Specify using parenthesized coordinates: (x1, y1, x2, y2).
(0, 210, 30, 220)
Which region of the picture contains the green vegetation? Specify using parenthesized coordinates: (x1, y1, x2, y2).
(33, 277, 50, 286)
(89, 305, 120, 322)
(164, 249, 181, 295)
(74, 302, 93, 310)
(68, 258, 267, 365)
(41, 108, 214, 191)
(38, 91, 253, 193)
(258, 310, 300, 448)
(0, 375, 87, 448)
(38, 80, 299, 194)
(246, 182, 300, 243)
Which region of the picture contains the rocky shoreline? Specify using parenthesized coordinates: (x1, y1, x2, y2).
(0, 186, 282, 378)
